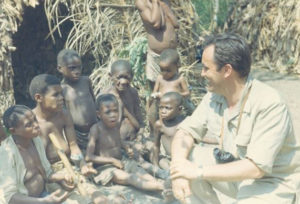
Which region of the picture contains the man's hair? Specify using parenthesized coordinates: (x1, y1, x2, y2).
(96, 94, 119, 111)
(111, 59, 133, 76)
(159, 49, 180, 65)
(29, 74, 61, 100)
(57, 49, 80, 67)
(3, 105, 32, 129)
(161, 92, 183, 107)
(203, 33, 251, 78)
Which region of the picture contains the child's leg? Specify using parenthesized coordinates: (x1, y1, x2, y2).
(112, 169, 164, 191)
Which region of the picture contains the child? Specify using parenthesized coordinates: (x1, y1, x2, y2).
(135, 0, 179, 90)
(29, 74, 82, 164)
(104, 60, 144, 143)
(148, 48, 195, 136)
(0, 105, 70, 203)
(29, 74, 109, 204)
(152, 92, 185, 170)
(86, 94, 168, 194)
(57, 49, 98, 151)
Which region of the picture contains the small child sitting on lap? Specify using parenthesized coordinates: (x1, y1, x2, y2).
(57, 49, 98, 151)
(152, 92, 185, 170)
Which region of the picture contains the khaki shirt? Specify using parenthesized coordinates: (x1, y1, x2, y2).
(179, 76, 300, 200)
(0, 136, 52, 203)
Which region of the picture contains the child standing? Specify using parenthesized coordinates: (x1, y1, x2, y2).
(57, 49, 98, 151)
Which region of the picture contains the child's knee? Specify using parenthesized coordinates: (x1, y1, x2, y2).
(92, 192, 109, 204)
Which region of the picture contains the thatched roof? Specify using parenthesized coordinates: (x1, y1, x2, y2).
(226, 0, 300, 74)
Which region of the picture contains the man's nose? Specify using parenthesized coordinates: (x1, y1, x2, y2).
(201, 68, 206, 77)
(120, 78, 129, 84)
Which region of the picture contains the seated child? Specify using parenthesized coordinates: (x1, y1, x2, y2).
(86, 94, 168, 193)
(148, 48, 195, 138)
(0, 105, 71, 203)
(103, 60, 144, 142)
(57, 49, 98, 151)
(152, 92, 185, 170)
(103, 60, 168, 179)
(29, 74, 108, 204)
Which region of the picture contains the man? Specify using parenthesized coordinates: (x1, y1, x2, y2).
(170, 33, 300, 203)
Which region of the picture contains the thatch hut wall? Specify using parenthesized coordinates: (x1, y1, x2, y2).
(226, 0, 300, 74)
(0, 0, 40, 114)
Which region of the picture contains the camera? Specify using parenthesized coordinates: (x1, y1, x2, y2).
(213, 147, 236, 164)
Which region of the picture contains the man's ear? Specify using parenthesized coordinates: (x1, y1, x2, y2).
(223, 64, 233, 78)
(34, 93, 43, 103)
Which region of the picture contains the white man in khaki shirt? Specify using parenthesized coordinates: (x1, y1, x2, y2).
(170, 33, 300, 204)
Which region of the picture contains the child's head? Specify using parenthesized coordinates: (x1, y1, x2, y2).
(3, 105, 40, 138)
(159, 92, 183, 120)
(110, 60, 133, 92)
(96, 94, 119, 128)
(159, 49, 180, 80)
(57, 49, 82, 82)
(29, 74, 64, 112)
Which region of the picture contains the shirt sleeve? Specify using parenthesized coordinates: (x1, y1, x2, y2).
(0, 147, 19, 203)
(246, 101, 292, 174)
(178, 93, 210, 143)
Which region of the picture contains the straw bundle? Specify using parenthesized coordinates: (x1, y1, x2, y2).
(0, 0, 39, 114)
(226, 0, 300, 74)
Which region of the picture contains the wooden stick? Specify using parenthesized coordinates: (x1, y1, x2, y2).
(48, 133, 87, 196)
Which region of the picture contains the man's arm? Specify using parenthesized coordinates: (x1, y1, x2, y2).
(135, 0, 163, 29)
(9, 190, 68, 204)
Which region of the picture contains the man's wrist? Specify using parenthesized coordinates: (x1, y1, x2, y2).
(196, 167, 204, 179)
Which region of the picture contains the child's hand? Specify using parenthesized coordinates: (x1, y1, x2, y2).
(111, 159, 123, 169)
(81, 162, 97, 176)
(42, 189, 69, 204)
(151, 92, 161, 99)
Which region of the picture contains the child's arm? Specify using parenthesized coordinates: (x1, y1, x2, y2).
(135, 0, 163, 29)
(123, 107, 140, 131)
(179, 75, 191, 98)
(87, 77, 96, 101)
(85, 125, 123, 169)
(133, 89, 145, 129)
(160, 0, 179, 28)
(151, 120, 162, 166)
(63, 110, 82, 157)
(151, 75, 162, 99)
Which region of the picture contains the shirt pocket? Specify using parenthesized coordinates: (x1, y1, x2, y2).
(235, 112, 253, 158)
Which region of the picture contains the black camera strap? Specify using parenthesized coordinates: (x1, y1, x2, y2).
(219, 86, 252, 152)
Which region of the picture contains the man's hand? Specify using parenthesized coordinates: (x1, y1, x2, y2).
(171, 159, 203, 180)
(172, 178, 192, 203)
(42, 189, 69, 204)
(111, 158, 123, 169)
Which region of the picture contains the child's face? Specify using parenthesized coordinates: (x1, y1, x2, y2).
(159, 97, 180, 120)
(159, 61, 178, 80)
(97, 102, 119, 128)
(41, 85, 64, 112)
(11, 110, 41, 139)
(59, 57, 82, 82)
(111, 68, 132, 92)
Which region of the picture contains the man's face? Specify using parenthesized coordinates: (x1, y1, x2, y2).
(41, 85, 64, 112)
(201, 45, 224, 93)
(97, 102, 119, 128)
(159, 97, 180, 121)
(59, 57, 82, 82)
(12, 110, 41, 139)
(159, 61, 177, 80)
(111, 68, 132, 92)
